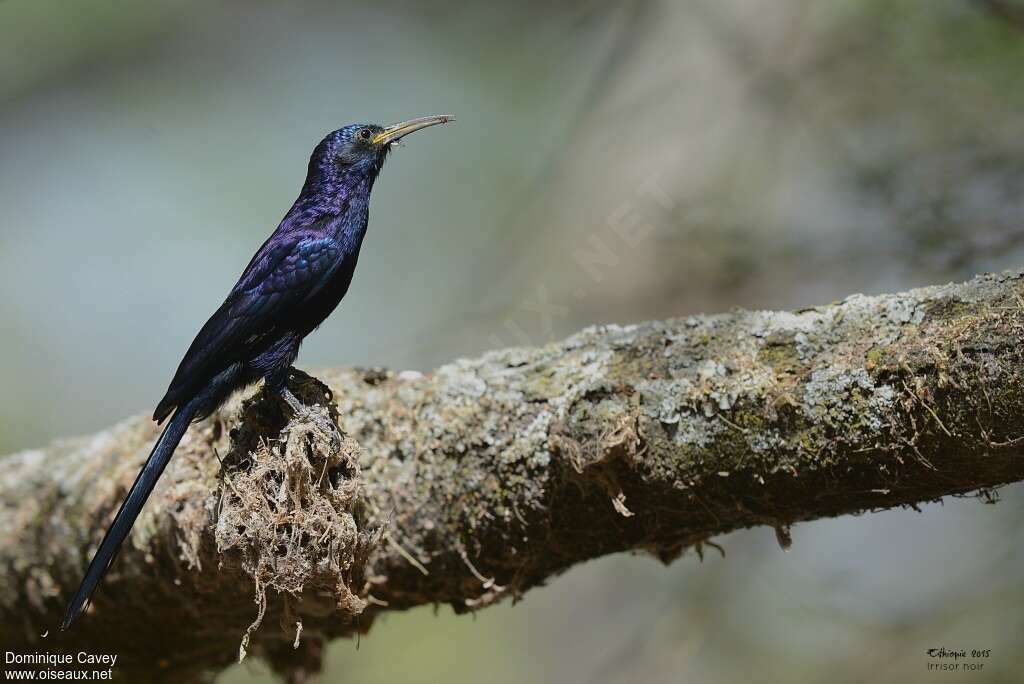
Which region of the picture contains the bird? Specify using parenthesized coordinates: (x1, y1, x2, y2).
(61, 114, 454, 630)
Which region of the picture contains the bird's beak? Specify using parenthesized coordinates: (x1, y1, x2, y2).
(373, 114, 454, 145)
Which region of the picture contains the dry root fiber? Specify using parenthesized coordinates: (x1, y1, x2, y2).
(213, 387, 378, 660)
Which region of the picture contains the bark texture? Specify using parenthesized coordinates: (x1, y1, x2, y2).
(3, 270, 1024, 681)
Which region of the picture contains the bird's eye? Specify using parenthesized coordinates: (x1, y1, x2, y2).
(358, 128, 373, 141)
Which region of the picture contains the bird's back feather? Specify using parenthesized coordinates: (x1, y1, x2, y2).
(154, 234, 342, 422)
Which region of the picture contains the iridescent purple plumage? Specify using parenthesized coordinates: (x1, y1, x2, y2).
(62, 115, 453, 630)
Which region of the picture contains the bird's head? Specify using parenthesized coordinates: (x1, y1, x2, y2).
(305, 114, 454, 194)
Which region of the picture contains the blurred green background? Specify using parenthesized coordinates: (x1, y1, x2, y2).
(2, 0, 1024, 681)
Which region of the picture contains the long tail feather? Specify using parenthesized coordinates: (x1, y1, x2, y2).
(61, 399, 199, 630)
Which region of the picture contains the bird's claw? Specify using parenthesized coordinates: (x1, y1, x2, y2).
(280, 387, 306, 415)
(279, 388, 340, 443)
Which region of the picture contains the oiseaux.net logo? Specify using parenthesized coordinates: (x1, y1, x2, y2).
(4, 651, 117, 681)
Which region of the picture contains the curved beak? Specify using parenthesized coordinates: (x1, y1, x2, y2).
(373, 114, 454, 145)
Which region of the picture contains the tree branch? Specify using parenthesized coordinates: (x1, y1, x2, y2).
(3, 270, 1024, 681)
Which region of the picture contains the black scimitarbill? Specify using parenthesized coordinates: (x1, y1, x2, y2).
(61, 114, 454, 630)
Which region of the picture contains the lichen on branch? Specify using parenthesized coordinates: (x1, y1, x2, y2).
(2, 270, 1024, 681)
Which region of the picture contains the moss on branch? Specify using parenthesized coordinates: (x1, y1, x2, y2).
(2, 270, 1024, 681)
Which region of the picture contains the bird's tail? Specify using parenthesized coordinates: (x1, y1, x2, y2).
(61, 398, 199, 630)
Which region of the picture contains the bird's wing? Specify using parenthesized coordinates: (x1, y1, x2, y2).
(154, 234, 342, 421)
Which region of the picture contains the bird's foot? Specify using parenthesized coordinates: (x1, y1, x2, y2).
(279, 387, 340, 443)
